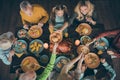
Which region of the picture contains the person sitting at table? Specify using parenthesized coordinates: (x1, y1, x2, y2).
(68, 0, 104, 45)
(20, 1, 49, 29)
(69, 0, 97, 25)
(49, 4, 69, 37)
(57, 53, 86, 80)
(17, 43, 58, 80)
(79, 58, 116, 80)
(47, 53, 85, 80)
(0, 32, 16, 65)
(94, 29, 120, 58)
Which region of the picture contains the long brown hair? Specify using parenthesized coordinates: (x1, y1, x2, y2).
(50, 4, 69, 25)
(74, 0, 94, 20)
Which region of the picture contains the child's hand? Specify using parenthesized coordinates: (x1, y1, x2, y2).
(100, 58, 106, 63)
(52, 43, 59, 54)
(107, 50, 115, 55)
(9, 50, 15, 57)
(86, 17, 92, 22)
(23, 24, 29, 29)
(38, 22, 44, 27)
(86, 17, 96, 25)
(56, 30, 62, 33)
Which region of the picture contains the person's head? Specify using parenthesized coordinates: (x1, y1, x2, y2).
(0, 32, 15, 50)
(50, 4, 69, 24)
(20, 1, 33, 16)
(74, 0, 94, 20)
(0, 39, 12, 50)
(19, 70, 36, 80)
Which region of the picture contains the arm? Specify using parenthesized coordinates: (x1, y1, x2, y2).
(74, 55, 86, 80)
(8, 50, 15, 63)
(95, 30, 120, 40)
(60, 53, 83, 74)
(38, 7, 49, 24)
(38, 54, 56, 80)
(101, 59, 116, 80)
(20, 11, 29, 29)
(60, 22, 68, 31)
(37, 43, 58, 80)
(0, 50, 11, 65)
(0, 55, 11, 65)
(103, 62, 116, 80)
(86, 11, 98, 25)
(20, 11, 27, 25)
(76, 55, 84, 70)
(49, 23, 54, 34)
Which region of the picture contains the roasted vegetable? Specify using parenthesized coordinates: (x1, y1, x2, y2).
(30, 41, 42, 53)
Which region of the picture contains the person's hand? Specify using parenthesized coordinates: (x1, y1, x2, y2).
(81, 64, 87, 73)
(58, 29, 62, 32)
(93, 38, 97, 42)
(52, 43, 59, 54)
(86, 17, 96, 25)
(23, 24, 29, 29)
(9, 50, 15, 57)
(56, 30, 62, 34)
(100, 58, 106, 63)
(38, 22, 44, 27)
(85, 38, 96, 46)
(78, 53, 84, 61)
(77, 53, 86, 71)
(12, 38, 17, 44)
(59, 22, 69, 31)
(107, 50, 115, 55)
(49, 26, 54, 34)
(15, 69, 19, 75)
(75, 40, 80, 46)
(80, 53, 85, 62)
(85, 43, 90, 47)
(43, 43, 49, 49)
(15, 68, 21, 75)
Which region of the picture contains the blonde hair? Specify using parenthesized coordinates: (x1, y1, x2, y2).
(74, 0, 94, 20)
